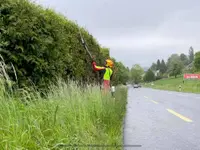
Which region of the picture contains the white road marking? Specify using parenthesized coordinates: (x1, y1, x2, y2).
(178, 94, 188, 97)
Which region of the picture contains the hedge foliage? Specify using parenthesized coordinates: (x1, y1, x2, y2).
(0, 0, 129, 89)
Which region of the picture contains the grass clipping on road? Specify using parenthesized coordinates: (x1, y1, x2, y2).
(0, 80, 127, 149)
(145, 76, 200, 93)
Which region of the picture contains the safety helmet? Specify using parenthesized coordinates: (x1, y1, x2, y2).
(105, 59, 114, 68)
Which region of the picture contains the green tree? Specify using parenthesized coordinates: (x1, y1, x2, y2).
(150, 63, 157, 71)
(110, 58, 129, 86)
(180, 53, 189, 66)
(160, 59, 167, 74)
(194, 51, 200, 71)
(156, 59, 161, 70)
(167, 54, 184, 78)
(171, 64, 183, 78)
(130, 64, 144, 84)
(144, 69, 155, 82)
(189, 46, 194, 64)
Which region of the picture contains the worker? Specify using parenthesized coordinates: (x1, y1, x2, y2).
(92, 59, 114, 94)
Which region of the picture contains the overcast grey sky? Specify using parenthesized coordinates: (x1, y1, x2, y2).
(34, 0, 200, 68)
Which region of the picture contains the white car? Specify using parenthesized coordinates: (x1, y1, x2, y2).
(133, 84, 139, 88)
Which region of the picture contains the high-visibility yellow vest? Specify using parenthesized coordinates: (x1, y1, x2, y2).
(103, 68, 113, 80)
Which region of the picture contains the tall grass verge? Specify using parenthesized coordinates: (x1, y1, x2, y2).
(144, 76, 200, 93)
(0, 78, 127, 149)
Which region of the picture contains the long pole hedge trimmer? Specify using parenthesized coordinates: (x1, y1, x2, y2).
(78, 27, 93, 60)
(77, 25, 103, 88)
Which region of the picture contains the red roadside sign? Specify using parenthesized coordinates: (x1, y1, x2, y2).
(183, 74, 200, 79)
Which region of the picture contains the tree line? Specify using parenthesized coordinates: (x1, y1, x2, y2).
(0, 0, 129, 91)
(129, 46, 200, 84)
(144, 46, 200, 82)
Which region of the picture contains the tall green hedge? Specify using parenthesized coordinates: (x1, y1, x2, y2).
(0, 0, 129, 89)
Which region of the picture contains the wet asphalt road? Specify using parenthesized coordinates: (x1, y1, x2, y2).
(123, 87, 200, 150)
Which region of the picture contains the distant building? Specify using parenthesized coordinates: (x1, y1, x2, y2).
(154, 70, 160, 77)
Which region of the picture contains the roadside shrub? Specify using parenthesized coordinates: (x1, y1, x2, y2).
(0, 0, 107, 89)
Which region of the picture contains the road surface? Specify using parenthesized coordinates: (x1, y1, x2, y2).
(123, 87, 200, 150)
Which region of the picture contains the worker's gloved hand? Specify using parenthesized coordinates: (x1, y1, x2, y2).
(92, 61, 96, 66)
(91, 61, 96, 71)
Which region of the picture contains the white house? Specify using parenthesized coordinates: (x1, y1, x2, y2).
(154, 70, 160, 77)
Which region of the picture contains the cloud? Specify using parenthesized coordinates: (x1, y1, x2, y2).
(96, 8, 200, 67)
(34, 0, 200, 67)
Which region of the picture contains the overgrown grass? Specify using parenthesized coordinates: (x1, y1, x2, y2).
(0, 79, 127, 149)
(144, 76, 200, 93)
